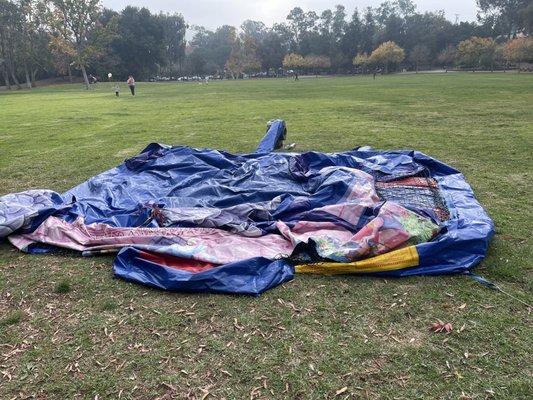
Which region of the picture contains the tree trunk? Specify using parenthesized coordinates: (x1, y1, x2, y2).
(31, 68, 37, 87)
(24, 64, 31, 89)
(2, 65, 11, 89)
(0, 38, 10, 89)
(80, 65, 90, 89)
(68, 64, 73, 82)
(9, 64, 21, 89)
(6, 45, 21, 89)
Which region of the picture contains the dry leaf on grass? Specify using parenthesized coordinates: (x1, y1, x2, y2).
(336, 386, 348, 396)
(429, 320, 453, 333)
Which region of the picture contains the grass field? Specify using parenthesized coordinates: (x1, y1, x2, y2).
(0, 74, 532, 399)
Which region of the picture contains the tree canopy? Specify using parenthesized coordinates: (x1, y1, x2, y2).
(476, 0, 532, 38)
(369, 41, 405, 72)
(1, 0, 532, 89)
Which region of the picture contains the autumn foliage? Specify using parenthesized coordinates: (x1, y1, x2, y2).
(504, 37, 533, 63)
(353, 41, 405, 73)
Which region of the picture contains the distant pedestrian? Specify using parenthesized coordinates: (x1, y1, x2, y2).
(114, 83, 120, 97)
(373, 70, 376, 80)
(127, 75, 135, 96)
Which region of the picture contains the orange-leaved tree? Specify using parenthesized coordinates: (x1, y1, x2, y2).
(504, 37, 533, 65)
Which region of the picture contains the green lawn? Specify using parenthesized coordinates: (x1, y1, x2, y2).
(0, 74, 532, 399)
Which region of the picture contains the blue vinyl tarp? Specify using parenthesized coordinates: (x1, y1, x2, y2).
(0, 120, 494, 295)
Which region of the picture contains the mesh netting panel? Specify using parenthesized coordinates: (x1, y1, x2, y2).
(375, 177, 450, 221)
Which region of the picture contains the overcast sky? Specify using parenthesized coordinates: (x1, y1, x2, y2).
(103, 1, 478, 29)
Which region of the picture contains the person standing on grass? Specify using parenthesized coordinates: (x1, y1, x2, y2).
(127, 75, 135, 96)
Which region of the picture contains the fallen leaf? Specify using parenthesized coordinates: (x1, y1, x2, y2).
(336, 387, 348, 396)
(429, 320, 453, 333)
(162, 382, 177, 391)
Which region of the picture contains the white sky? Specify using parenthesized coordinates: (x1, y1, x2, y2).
(102, 1, 478, 29)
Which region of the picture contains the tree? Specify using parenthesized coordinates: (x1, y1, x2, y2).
(403, 11, 453, 59)
(286, 7, 306, 51)
(257, 29, 286, 73)
(520, 2, 533, 34)
(209, 25, 238, 72)
(111, 7, 166, 79)
(87, 8, 120, 80)
(353, 52, 371, 73)
(375, 0, 415, 47)
(187, 47, 208, 75)
(187, 25, 237, 75)
(319, 9, 333, 37)
(476, 0, 530, 38)
(369, 41, 405, 72)
(437, 45, 457, 70)
(479, 37, 497, 71)
(504, 36, 533, 65)
(341, 9, 363, 61)
(330, 5, 348, 70)
(303, 55, 331, 74)
(457, 36, 497, 71)
(17, 1, 45, 88)
(272, 22, 295, 54)
(158, 12, 187, 76)
(315, 55, 331, 70)
(282, 53, 305, 71)
(408, 44, 430, 72)
(225, 40, 244, 78)
(47, 0, 106, 89)
(241, 20, 266, 42)
(332, 5, 347, 45)
(224, 36, 261, 78)
(241, 35, 261, 73)
(494, 43, 507, 70)
(361, 7, 377, 54)
(0, 0, 24, 89)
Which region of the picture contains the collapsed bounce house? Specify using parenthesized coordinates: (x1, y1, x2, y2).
(0, 121, 493, 295)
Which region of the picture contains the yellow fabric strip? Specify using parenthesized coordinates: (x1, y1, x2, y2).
(295, 246, 419, 275)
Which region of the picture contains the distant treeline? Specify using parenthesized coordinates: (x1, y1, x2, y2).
(1, 0, 532, 89)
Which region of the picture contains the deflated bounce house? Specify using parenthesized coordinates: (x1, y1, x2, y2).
(0, 120, 493, 295)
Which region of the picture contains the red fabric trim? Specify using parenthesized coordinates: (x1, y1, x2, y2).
(138, 250, 217, 273)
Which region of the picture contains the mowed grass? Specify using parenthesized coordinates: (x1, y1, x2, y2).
(0, 74, 532, 399)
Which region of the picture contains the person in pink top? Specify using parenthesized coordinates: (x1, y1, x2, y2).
(126, 75, 135, 96)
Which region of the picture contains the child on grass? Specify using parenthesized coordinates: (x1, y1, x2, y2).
(114, 83, 120, 97)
